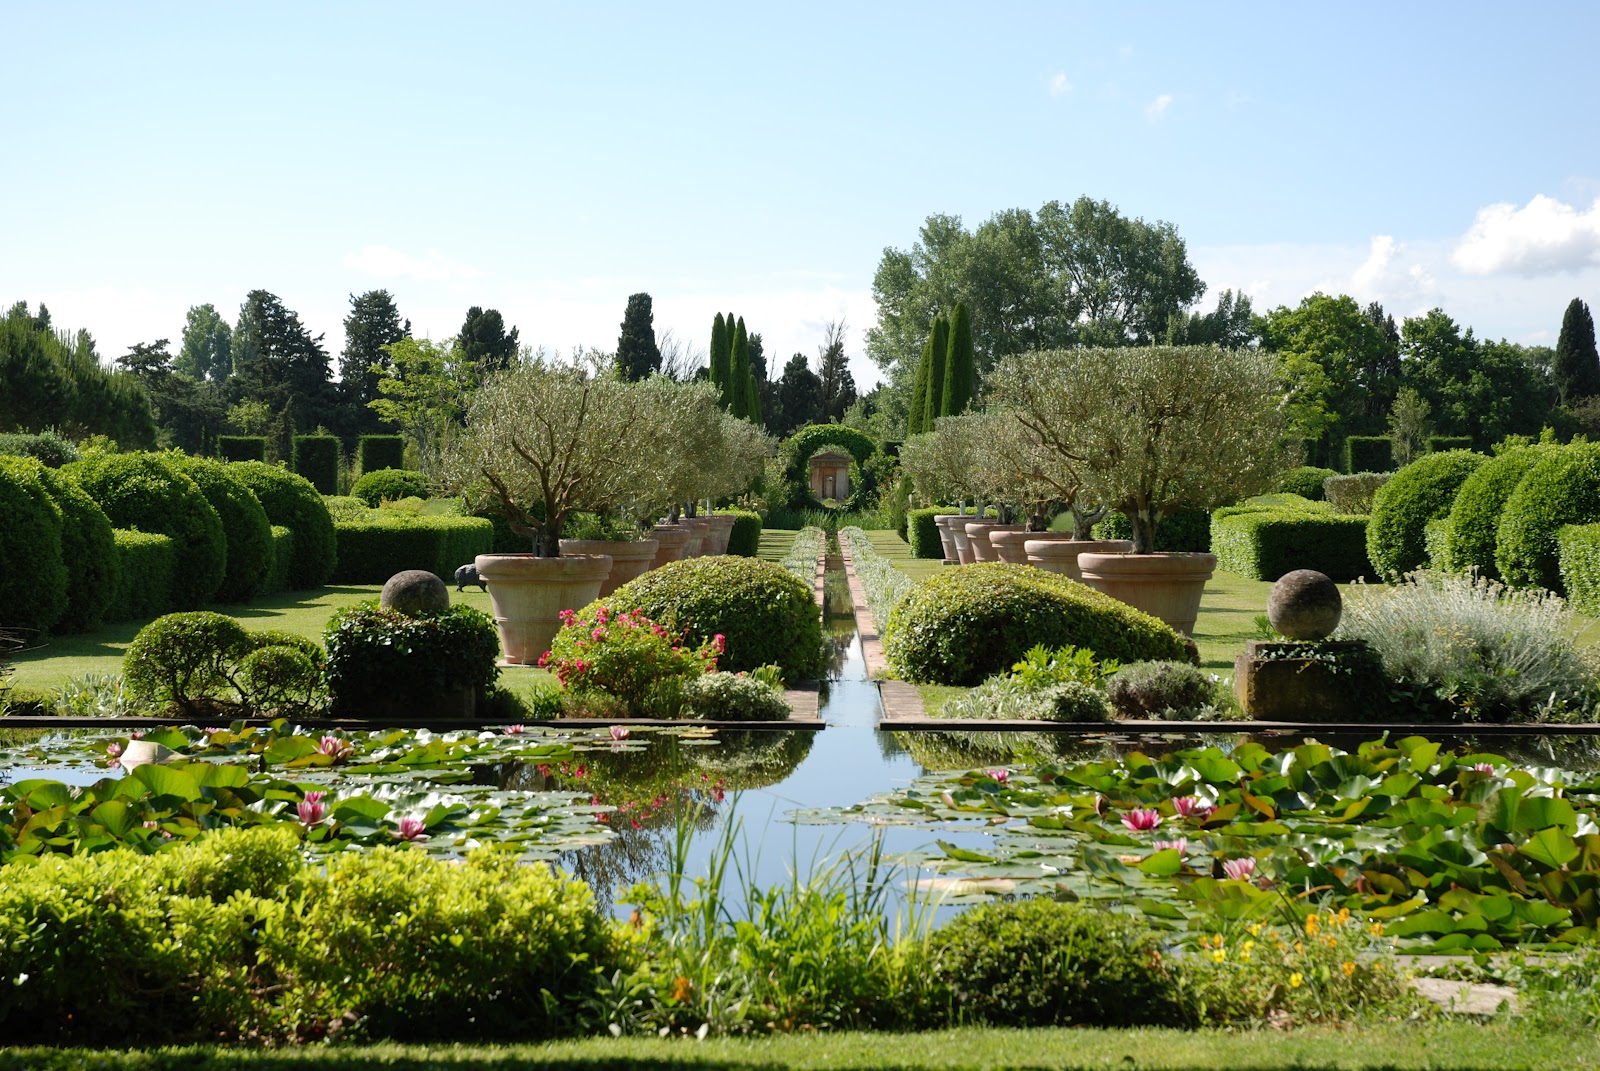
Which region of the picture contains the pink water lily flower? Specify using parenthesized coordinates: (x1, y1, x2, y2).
(986, 769, 1009, 784)
(1472, 762, 1496, 774)
(504, 724, 525, 735)
(392, 815, 428, 841)
(1122, 808, 1163, 832)
(297, 792, 328, 825)
(1174, 796, 1215, 818)
(610, 725, 630, 741)
(105, 742, 123, 765)
(1152, 838, 1189, 855)
(317, 736, 353, 760)
(1221, 857, 1257, 881)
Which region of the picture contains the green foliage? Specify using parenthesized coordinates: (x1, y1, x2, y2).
(329, 514, 492, 584)
(721, 509, 763, 557)
(323, 604, 501, 717)
(0, 429, 79, 467)
(1277, 465, 1337, 500)
(1324, 471, 1390, 513)
(0, 302, 157, 449)
(261, 525, 294, 596)
(13, 460, 118, 632)
(598, 556, 826, 680)
(169, 453, 274, 603)
(709, 312, 729, 398)
(780, 423, 881, 512)
(350, 467, 430, 506)
(1008, 643, 1118, 689)
(123, 611, 325, 717)
(682, 671, 791, 720)
(1498, 443, 1600, 592)
(104, 529, 176, 622)
(884, 563, 1190, 686)
(1105, 660, 1222, 719)
(291, 434, 340, 495)
(1439, 445, 1552, 579)
(216, 435, 266, 462)
(928, 900, 1188, 1027)
(0, 461, 68, 633)
(357, 434, 406, 473)
(923, 315, 948, 431)
(941, 302, 974, 416)
(840, 527, 913, 632)
(1344, 435, 1393, 473)
(1554, 297, 1600, 404)
(1210, 507, 1372, 581)
(616, 292, 661, 382)
(907, 507, 953, 559)
(228, 460, 338, 589)
(1427, 435, 1473, 453)
(1558, 523, 1600, 616)
(65, 451, 227, 609)
(1365, 450, 1485, 578)
(1092, 507, 1211, 552)
(544, 607, 717, 715)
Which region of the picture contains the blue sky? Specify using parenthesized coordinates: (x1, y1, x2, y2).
(6, 2, 1600, 389)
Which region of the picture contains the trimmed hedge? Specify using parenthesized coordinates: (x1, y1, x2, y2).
(0, 429, 79, 467)
(1424, 518, 1450, 570)
(1093, 507, 1211, 552)
(330, 514, 494, 584)
(291, 434, 340, 495)
(0, 462, 68, 632)
(169, 454, 274, 604)
(227, 462, 338, 589)
(104, 530, 177, 623)
(350, 468, 431, 507)
(1440, 445, 1553, 579)
(596, 556, 826, 680)
(1498, 442, 1600, 592)
(262, 525, 294, 596)
(0, 457, 115, 633)
(217, 435, 266, 462)
(63, 452, 226, 610)
(781, 423, 882, 512)
(1324, 472, 1390, 514)
(1277, 466, 1338, 500)
(357, 434, 406, 473)
(1365, 450, 1485, 578)
(324, 604, 500, 718)
(1427, 435, 1473, 453)
(1344, 435, 1393, 473)
(883, 562, 1190, 686)
(722, 509, 762, 556)
(1558, 523, 1600, 615)
(908, 507, 956, 559)
(1210, 508, 1372, 581)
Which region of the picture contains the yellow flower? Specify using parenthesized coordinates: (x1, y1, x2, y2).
(1336, 908, 1351, 925)
(1305, 915, 1320, 935)
(1249, 922, 1262, 937)
(1211, 948, 1227, 963)
(1243, 940, 1256, 954)
(1289, 972, 1303, 988)
(1342, 961, 1356, 977)
(1294, 941, 1304, 954)
(670, 976, 693, 1002)
(1369, 922, 1384, 937)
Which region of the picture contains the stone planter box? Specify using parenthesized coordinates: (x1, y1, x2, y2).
(986, 528, 1040, 564)
(701, 515, 736, 555)
(964, 521, 1014, 563)
(933, 514, 964, 564)
(649, 525, 694, 569)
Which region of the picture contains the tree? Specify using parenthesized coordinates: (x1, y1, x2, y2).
(1167, 289, 1258, 348)
(923, 316, 948, 433)
(907, 332, 932, 435)
(941, 302, 974, 416)
(1387, 387, 1433, 466)
(458, 307, 520, 377)
(177, 304, 233, 383)
(728, 318, 751, 417)
(817, 320, 857, 424)
(616, 293, 662, 382)
(0, 302, 155, 447)
(708, 312, 728, 393)
(367, 337, 478, 478)
(339, 290, 410, 440)
(774, 353, 822, 436)
(231, 289, 334, 435)
(1553, 298, 1600, 405)
(1258, 293, 1395, 465)
(115, 339, 226, 454)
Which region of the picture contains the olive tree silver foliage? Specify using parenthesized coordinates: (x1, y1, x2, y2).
(990, 345, 1286, 552)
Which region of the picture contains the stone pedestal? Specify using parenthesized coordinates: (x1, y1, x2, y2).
(1233, 639, 1386, 721)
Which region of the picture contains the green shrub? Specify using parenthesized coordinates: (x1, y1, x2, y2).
(357, 434, 406, 474)
(1106, 660, 1221, 719)
(0, 428, 79, 467)
(722, 509, 763, 556)
(936, 676, 1113, 722)
(13, 460, 119, 632)
(290, 433, 340, 495)
(330, 514, 493, 584)
(217, 435, 267, 462)
(228, 461, 337, 588)
(123, 611, 250, 713)
(928, 899, 1189, 1027)
(682, 671, 791, 720)
(1094, 506, 1211, 552)
(0, 460, 70, 633)
(907, 507, 954, 559)
(323, 604, 501, 718)
(262, 525, 294, 595)
(1323, 471, 1390, 513)
(0, 683, 55, 716)
(1423, 517, 1450, 569)
(1210, 508, 1372, 581)
(1440, 445, 1552, 579)
(598, 556, 827, 680)
(1366, 450, 1485, 577)
(1428, 435, 1474, 453)
(1498, 443, 1600, 592)
(64, 451, 227, 609)
(350, 467, 431, 506)
(1343, 435, 1393, 473)
(104, 529, 177, 622)
(169, 453, 274, 603)
(884, 563, 1190, 686)
(322, 493, 371, 520)
(1278, 465, 1338, 500)
(1559, 523, 1600, 616)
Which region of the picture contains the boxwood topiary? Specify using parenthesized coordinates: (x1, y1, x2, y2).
(1365, 450, 1485, 578)
(123, 611, 253, 714)
(357, 434, 406, 474)
(1558, 523, 1600, 615)
(1277, 465, 1338, 500)
(169, 454, 274, 604)
(0, 456, 115, 632)
(64, 451, 227, 609)
(596, 556, 827, 680)
(105, 530, 177, 622)
(682, 672, 791, 720)
(217, 435, 267, 462)
(928, 899, 1189, 1028)
(290, 434, 340, 495)
(907, 507, 955, 559)
(1344, 435, 1393, 473)
(227, 461, 337, 589)
(1093, 507, 1211, 552)
(1497, 442, 1600, 592)
(884, 563, 1189, 686)
(721, 509, 763, 557)
(1427, 435, 1474, 453)
(330, 514, 493, 583)
(1209, 507, 1371, 581)
(1442, 444, 1556, 580)
(0, 429, 80, 467)
(350, 468, 431, 507)
(323, 603, 501, 717)
(0, 462, 68, 633)
(261, 525, 294, 596)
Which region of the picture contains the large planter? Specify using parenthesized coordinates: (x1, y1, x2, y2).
(559, 538, 659, 597)
(971, 523, 1026, 563)
(475, 553, 613, 665)
(933, 514, 964, 563)
(1076, 551, 1217, 636)
(963, 521, 1014, 563)
(681, 518, 710, 557)
(701, 515, 736, 555)
(649, 525, 694, 569)
(949, 521, 975, 565)
(990, 529, 1048, 564)
(1024, 537, 1133, 581)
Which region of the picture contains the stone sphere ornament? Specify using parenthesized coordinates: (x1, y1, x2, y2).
(1267, 569, 1342, 641)
(381, 570, 450, 616)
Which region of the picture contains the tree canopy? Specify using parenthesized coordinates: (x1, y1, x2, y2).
(616, 292, 661, 382)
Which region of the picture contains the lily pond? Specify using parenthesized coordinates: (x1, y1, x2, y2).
(6, 605, 1600, 954)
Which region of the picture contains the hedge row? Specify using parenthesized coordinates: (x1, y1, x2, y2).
(1427, 435, 1473, 453)
(1497, 442, 1600, 593)
(1210, 502, 1373, 582)
(21, 460, 118, 631)
(170, 455, 274, 604)
(262, 525, 295, 596)
(104, 530, 177, 623)
(1365, 450, 1485, 577)
(0, 461, 67, 632)
(1094, 507, 1211, 552)
(350, 468, 430, 507)
(0, 429, 79, 466)
(907, 507, 954, 559)
(330, 515, 494, 584)
(1277, 466, 1338, 500)
(357, 434, 406, 474)
(1557, 524, 1600, 616)
(229, 461, 337, 589)
(722, 509, 763, 556)
(217, 436, 266, 462)
(1344, 435, 1393, 473)
(1439, 445, 1552, 579)
(291, 434, 340, 496)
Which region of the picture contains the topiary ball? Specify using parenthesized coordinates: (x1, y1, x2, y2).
(381, 570, 451, 615)
(227, 461, 338, 589)
(63, 452, 226, 610)
(351, 468, 432, 508)
(0, 461, 68, 633)
(1268, 569, 1341, 640)
(123, 611, 253, 714)
(1497, 443, 1600, 593)
(595, 556, 826, 680)
(1365, 450, 1486, 578)
(884, 562, 1190, 686)
(1439, 445, 1553, 580)
(169, 454, 274, 604)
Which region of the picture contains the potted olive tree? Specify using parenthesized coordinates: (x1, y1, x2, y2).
(992, 345, 1284, 633)
(899, 418, 990, 563)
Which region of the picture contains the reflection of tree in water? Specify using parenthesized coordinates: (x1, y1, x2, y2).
(896, 730, 1121, 770)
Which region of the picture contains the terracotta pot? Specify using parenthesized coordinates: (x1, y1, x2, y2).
(701, 515, 736, 555)
(1024, 537, 1133, 581)
(971, 523, 1025, 562)
(474, 553, 613, 665)
(932, 514, 963, 563)
(1076, 551, 1217, 636)
(949, 521, 975, 564)
(649, 525, 694, 569)
(990, 529, 1048, 564)
(681, 518, 710, 556)
(963, 521, 1013, 563)
(559, 538, 659, 596)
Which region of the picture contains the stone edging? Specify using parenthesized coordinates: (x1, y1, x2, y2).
(833, 536, 928, 721)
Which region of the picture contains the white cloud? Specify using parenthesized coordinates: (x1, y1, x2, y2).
(1144, 94, 1173, 122)
(1049, 72, 1072, 98)
(343, 245, 484, 282)
(1451, 194, 1600, 276)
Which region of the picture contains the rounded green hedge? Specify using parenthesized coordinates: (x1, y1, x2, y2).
(595, 556, 826, 680)
(170, 454, 274, 604)
(64, 452, 226, 609)
(1277, 465, 1338, 500)
(1497, 443, 1600, 592)
(1365, 449, 1485, 578)
(721, 509, 763, 557)
(884, 562, 1189, 686)
(0, 462, 67, 632)
(1440, 444, 1554, 579)
(0, 456, 116, 632)
(227, 461, 337, 589)
(350, 468, 431, 507)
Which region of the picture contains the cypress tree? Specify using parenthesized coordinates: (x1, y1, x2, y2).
(907, 336, 932, 435)
(924, 316, 949, 432)
(709, 313, 728, 393)
(745, 363, 763, 426)
(942, 302, 975, 416)
(729, 318, 750, 416)
(1554, 298, 1600, 404)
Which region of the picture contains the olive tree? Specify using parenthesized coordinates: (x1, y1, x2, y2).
(899, 418, 981, 507)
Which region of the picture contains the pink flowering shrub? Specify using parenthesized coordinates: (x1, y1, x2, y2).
(540, 605, 720, 714)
